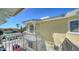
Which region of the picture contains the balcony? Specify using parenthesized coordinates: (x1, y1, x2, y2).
(0, 33, 27, 51)
(0, 32, 46, 51)
(23, 32, 46, 51)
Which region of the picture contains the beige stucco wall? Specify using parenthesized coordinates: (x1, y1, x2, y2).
(36, 16, 77, 42)
(53, 33, 66, 46)
(24, 15, 79, 51)
(52, 32, 79, 50)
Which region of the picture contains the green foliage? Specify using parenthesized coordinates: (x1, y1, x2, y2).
(22, 27, 26, 31)
(16, 24, 19, 28)
(20, 26, 23, 33)
(0, 29, 3, 36)
(20, 26, 26, 33)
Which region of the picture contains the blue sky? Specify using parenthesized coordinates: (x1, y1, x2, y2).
(0, 8, 75, 28)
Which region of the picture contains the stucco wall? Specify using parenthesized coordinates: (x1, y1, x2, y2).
(24, 16, 78, 51)
(52, 33, 79, 51)
(38, 19, 68, 42)
(36, 16, 77, 42)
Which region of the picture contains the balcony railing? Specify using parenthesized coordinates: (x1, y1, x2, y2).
(0, 32, 46, 51)
(23, 32, 42, 41)
(26, 46, 35, 51)
(23, 32, 46, 51)
(0, 33, 27, 51)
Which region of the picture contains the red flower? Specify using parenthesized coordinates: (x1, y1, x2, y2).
(12, 44, 23, 51)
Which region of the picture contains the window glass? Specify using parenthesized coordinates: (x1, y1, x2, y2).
(70, 20, 78, 32)
(28, 41, 33, 48)
(30, 25, 34, 33)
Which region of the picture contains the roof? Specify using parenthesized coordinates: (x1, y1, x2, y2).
(23, 19, 41, 24)
(40, 9, 78, 22)
(42, 14, 65, 20)
(65, 9, 79, 17)
(24, 9, 79, 23)
(25, 19, 41, 22)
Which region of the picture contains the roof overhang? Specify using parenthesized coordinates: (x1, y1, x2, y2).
(0, 19, 6, 25)
(0, 8, 24, 24)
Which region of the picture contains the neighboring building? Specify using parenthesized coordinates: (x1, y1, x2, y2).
(24, 9, 79, 51)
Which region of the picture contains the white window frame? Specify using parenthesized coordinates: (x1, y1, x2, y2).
(68, 19, 79, 33)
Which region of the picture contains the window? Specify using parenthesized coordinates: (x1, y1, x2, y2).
(28, 41, 33, 48)
(69, 20, 79, 32)
(30, 25, 34, 33)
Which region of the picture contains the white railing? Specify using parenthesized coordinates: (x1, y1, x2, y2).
(26, 46, 35, 51)
(23, 32, 42, 41)
(0, 32, 46, 51)
(23, 32, 46, 51)
(0, 33, 27, 51)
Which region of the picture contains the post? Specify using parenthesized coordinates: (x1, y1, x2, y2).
(77, 13, 79, 32)
(0, 35, 3, 50)
(0, 38, 2, 48)
(34, 23, 38, 51)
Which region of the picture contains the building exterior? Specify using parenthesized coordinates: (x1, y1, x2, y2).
(24, 9, 79, 51)
(23, 19, 46, 51)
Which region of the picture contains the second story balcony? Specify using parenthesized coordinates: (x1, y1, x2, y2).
(23, 32, 46, 51)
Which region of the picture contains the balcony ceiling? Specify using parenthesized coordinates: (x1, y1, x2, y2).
(0, 8, 23, 24)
